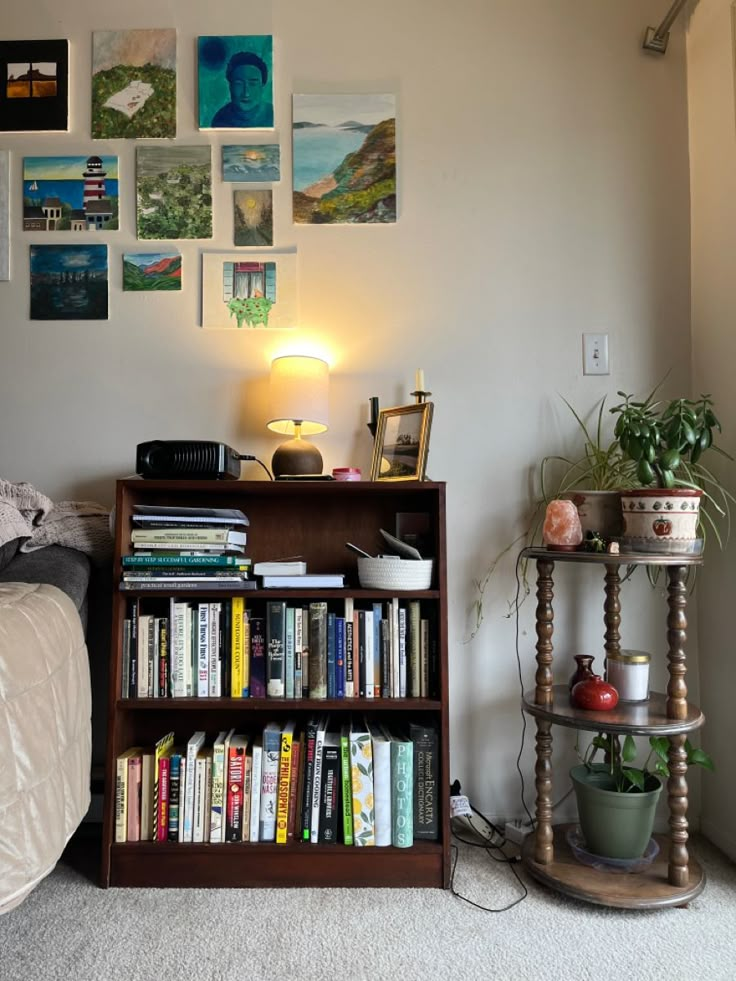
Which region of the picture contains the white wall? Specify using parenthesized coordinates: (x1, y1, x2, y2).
(688, 0, 736, 860)
(0, 1, 694, 823)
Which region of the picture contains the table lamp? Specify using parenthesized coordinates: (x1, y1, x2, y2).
(267, 355, 329, 477)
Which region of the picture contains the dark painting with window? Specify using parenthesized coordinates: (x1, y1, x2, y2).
(0, 39, 69, 132)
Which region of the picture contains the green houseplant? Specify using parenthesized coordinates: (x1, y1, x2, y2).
(571, 732, 714, 859)
(610, 389, 734, 549)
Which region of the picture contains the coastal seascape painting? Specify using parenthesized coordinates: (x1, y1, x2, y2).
(23, 155, 119, 231)
(222, 144, 280, 182)
(123, 251, 181, 291)
(92, 29, 177, 139)
(136, 146, 212, 240)
(292, 94, 396, 224)
(201, 252, 296, 329)
(30, 244, 108, 320)
(0, 39, 69, 132)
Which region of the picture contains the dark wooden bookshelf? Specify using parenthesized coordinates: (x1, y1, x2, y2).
(101, 478, 450, 889)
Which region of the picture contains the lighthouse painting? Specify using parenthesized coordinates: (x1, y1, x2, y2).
(23, 155, 119, 231)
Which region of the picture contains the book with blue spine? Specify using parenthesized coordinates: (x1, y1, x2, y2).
(326, 611, 336, 699)
(335, 616, 345, 699)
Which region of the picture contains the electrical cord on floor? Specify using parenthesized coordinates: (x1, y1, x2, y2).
(449, 791, 528, 912)
(238, 454, 274, 480)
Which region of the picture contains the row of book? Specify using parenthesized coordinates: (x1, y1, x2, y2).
(122, 596, 438, 700)
(115, 718, 439, 847)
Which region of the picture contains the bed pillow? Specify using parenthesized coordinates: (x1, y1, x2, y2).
(0, 538, 20, 572)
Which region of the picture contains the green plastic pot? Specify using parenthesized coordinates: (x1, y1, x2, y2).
(570, 764, 663, 860)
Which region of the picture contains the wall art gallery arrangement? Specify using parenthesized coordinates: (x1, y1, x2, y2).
(0, 30, 398, 323)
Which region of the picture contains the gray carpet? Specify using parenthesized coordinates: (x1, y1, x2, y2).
(1, 832, 734, 981)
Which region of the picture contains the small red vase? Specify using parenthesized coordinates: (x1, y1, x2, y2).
(571, 675, 619, 711)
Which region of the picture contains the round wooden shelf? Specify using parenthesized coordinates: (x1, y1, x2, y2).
(522, 685, 704, 735)
(522, 825, 706, 909)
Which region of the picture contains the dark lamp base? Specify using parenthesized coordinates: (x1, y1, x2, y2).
(272, 438, 323, 478)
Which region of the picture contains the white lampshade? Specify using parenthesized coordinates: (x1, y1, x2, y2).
(267, 355, 329, 436)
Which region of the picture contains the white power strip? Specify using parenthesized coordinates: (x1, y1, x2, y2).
(504, 820, 534, 845)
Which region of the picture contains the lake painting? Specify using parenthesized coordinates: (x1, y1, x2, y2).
(30, 244, 108, 320)
(292, 94, 396, 224)
(123, 252, 181, 291)
(222, 144, 280, 182)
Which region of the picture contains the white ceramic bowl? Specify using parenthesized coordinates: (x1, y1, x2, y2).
(357, 557, 433, 590)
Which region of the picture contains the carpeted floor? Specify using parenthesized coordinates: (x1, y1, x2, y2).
(1, 828, 734, 981)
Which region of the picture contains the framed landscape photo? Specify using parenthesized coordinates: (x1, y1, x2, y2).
(370, 403, 434, 481)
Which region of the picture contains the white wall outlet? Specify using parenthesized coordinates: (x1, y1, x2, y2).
(582, 333, 609, 375)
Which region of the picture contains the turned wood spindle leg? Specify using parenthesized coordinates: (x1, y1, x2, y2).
(533, 559, 555, 864)
(534, 719, 554, 865)
(534, 559, 555, 707)
(667, 733, 690, 887)
(665, 565, 690, 885)
(666, 565, 688, 721)
(603, 564, 621, 661)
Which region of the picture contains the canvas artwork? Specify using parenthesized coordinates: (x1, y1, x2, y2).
(198, 35, 273, 130)
(23, 156, 119, 232)
(136, 146, 212, 240)
(30, 244, 108, 320)
(222, 144, 280, 182)
(0, 151, 8, 281)
(234, 190, 273, 246)
(92, 29, 177, 139)
(0, 39, 69, 132)
(292, 94, 396, 224)
(201, 252, 296, 329)
(123, 252, 181, 291)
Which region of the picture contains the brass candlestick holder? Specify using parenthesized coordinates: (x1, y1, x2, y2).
(411, 389, 432, 404)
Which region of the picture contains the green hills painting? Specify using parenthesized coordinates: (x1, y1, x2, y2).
(92, 29, 176, 139)
(123, 252, 181, 291)
(136, 146, 212, 240)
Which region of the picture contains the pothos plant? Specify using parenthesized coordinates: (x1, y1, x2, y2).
(577, 731, 714, 793)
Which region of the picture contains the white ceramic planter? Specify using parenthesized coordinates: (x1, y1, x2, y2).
(620, 488, 702, 544)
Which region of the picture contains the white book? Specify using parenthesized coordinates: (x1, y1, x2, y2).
(137, 614, 153, 698)
(294, 607, 303, 699)
(259, 722, 282, 842)
(399, 607, 408, 698)
(310, 715, 330, 843)
(140, 752, 154, 842)
(285, 606, 295, 699)
(253, 560, 306, 576)
(249, 740, 263, 843)
(209, 728, 233, 844)
(197, 602, 209, 697)
(203, 752, 213, 842)
(344, 597, 354, 698)
(364, 612, 375, 699)
(182, 731, 206, 842)
(208, 602, 221, 697)
(391, 598, 401, 698)
(177, 764, 187, 842)
(193, 754, 207, 842)
(368, 723, 392, 846)
(183, 604, 194, 697)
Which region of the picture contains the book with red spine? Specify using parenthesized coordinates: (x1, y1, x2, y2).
(287, 732, 304, 840)
(225, 734, 249, 842)
(157, 755, 172, 841)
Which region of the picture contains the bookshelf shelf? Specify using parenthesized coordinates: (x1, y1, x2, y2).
(101, 478, 450, 890)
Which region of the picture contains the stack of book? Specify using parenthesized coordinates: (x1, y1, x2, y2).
(114, 717, 439, 847)
(253, 559, 345, 589)
(121, 505, 253, 591)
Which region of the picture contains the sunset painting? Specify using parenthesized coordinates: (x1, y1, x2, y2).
(0, 39, 69, 131)
(222, 144, 280, 182)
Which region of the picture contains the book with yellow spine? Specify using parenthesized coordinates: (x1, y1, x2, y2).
(230, 596, 245, 697)
(275, 720, 296, 843)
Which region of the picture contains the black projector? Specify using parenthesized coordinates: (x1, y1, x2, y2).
(136, 440, 241, 480)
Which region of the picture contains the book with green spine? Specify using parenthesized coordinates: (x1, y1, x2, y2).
(339, 723, 353, 845)
(389, 730, 413, 848)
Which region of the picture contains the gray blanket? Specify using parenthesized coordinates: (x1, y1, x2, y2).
(0, 479, 112, 565)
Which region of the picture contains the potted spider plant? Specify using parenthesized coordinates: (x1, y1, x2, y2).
(572, 732, 714, 860)
(610, 389, 734, 552)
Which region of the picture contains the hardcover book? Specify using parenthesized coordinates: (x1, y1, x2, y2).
(308, 602, 328, 700)
(230, 596, 245, 697)
(249, 616, 266, 697)
(266, 600, 286, 698)
(309, 715, 330, 843)
(167, 751, 183, 841)
(275, 720, 296, 844)
(259, 721, 281, 842)
(343, 598, 354, 698)
(368, 722, 392, 846)
(153, 731, 175, 840)
(318, 732, 341, 844)
(410, 723, 438, 840)
(349, 720, 375, 846)
(225, 734, 249, 842)
(301, 717, 320, 842)
(389, 731, 413, 847)
(115, 746, 142, 843)
(340, 724, 353, 846)
(182, 730, 205, 842)
(249, 738, 263, 842)
(210, 728, 234, 843)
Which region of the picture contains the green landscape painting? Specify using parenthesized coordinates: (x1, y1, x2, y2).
(292, 94, 396, 224)
(123, 252, 181, 291)
(136, 146, 212, 240)
(92, 29, 176, 139)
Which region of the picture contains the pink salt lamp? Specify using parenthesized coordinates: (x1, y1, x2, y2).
(543, 499, 583, 550)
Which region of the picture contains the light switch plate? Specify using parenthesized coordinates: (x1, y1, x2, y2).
(583, 333, 609, 375)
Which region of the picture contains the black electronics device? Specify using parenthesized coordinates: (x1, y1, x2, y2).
(136, 440, 242, 480)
